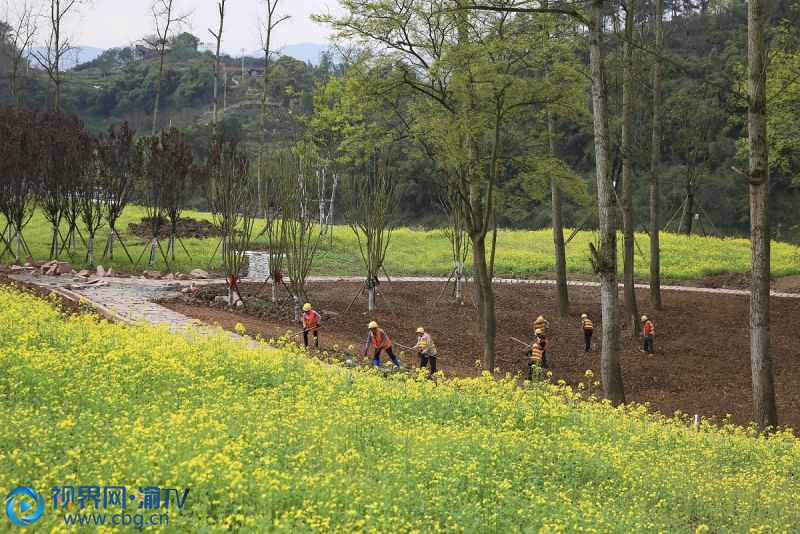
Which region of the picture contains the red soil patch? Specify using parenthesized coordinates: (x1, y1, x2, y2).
(161, 280, 800, 431)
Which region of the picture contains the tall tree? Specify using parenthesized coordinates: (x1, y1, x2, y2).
(98, 121, 141, 262)
(256, 0, 290, 210)
(320, 1, 563, 370)
(621, 0, 639, 336)
(207, 135, 255, 305)
(33, 0, 85, 111)
(342, 158, 397, 311)
(146, 0, 189, 133)
(459, 0, 626, 402)
(2, 0, 39, 108)
(745, 0, 777, 430)
(588, 0, 625, 404)
(209, 0, 226, 134)
(548, 110, 569, 317)
(649, 0, 663, 310)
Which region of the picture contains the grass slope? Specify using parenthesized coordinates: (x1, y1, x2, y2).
(0, 287, 798, 531)
(4, 206, 800, 279)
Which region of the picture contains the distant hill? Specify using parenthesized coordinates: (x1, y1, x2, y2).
(277, 42, 328, 64)
(29, 46, 106, 70)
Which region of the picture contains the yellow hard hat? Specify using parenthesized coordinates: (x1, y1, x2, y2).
(303, 303, 312, 312)
(416, 327, 425, 334)
(641, 315, 648, 321)
(581, 313, 588, 319)
(368, 321, 378, 329)
(537, 315, 544, 321)
(535, 329, 544, 335)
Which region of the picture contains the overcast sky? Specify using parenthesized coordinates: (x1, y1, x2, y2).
(43, 0, 339, 55)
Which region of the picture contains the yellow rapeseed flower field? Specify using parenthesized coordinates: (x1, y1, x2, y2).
(0, 286, 798, 532)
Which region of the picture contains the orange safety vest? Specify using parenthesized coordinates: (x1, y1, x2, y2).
(534, 318, 547, 332)
(302, 310, 321, 331)
(582, 318, 593, 331)
(643, 320, 654, 337)
(368, 328, 392, 349)
(530, 341, 544, 364)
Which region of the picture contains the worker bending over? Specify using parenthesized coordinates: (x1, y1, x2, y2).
(301, 303, 321, 348)
(528, 329, 549, 380)
(365, 321, 401, 369)
(641, 315, 655, 354)
(413, 327, 437, 375)
(581, 313, 593, 352)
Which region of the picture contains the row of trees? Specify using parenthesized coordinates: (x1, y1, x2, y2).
(0, 109, 207, 270)
(0, 109, 141, 266)
(314, 0, 785, 430)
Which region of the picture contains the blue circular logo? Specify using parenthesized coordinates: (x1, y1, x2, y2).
(5, 487, 44, 527)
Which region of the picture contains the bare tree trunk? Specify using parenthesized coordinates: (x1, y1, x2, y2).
(622, 0, 639, 337)
(683, 170, 695, 235)
(210, 0, 226, 135)
(549, 110, 569, 317)
(589, 0, 625, 405)
(472, 235, 496, 371)
(152, 46, 166, 133)
(747, 0, 777, 430)
(649, 0, 663, 310)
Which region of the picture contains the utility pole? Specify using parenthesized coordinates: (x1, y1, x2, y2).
(241, 47, 245, 76)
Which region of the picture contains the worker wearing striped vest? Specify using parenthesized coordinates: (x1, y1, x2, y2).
(527, 329, 548, 380)
(581, 313, 594, 352)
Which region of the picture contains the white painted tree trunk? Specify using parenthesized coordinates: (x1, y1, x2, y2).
(368, 286, 375, 311)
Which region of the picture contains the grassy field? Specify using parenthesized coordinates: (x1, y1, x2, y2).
(4, 206, 799, 279)
(0, 286, 798, 531)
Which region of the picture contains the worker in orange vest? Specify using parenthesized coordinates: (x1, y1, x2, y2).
(364, 321, 401, 368)
(301, 303, 321, 347)
(534, 315, 550, 333)
(641, 315, 655, 354)
(581, 313, 594, 352)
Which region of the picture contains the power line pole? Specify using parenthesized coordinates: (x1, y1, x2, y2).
(240, 47, 245, 76)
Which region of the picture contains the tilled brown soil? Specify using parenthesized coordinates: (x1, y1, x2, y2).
(161, 280, 800, 430)
(127, 217, 220, 240)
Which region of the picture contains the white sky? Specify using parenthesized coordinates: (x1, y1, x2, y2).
(26, 0, 339, 55)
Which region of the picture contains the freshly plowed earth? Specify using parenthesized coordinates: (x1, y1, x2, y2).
(161, 280, 800, 430)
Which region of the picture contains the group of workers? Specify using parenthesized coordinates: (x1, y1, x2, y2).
(302, 303, 438, 375)
(300, 301, 656, 379)
(526, 313, 655, 379)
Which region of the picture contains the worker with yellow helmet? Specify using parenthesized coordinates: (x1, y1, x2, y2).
(581, 313, 594, 352)
(534, 315, 550, 333)
(364, 321, 401, 368)
(301, 302, 321, 348)
(641, 315, 655, 354)
(412, 327, 438, 375)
